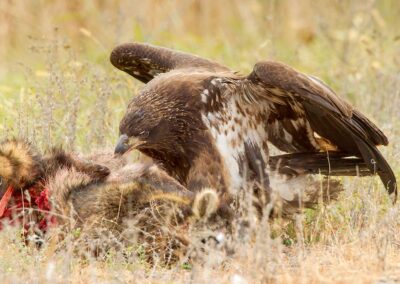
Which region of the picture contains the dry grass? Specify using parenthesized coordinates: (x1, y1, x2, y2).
(0, 0, 400, 283)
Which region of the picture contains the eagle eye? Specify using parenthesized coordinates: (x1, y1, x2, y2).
(139, 130, 149, 138)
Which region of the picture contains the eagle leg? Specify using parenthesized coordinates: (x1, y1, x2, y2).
(244, 141, 270, 192)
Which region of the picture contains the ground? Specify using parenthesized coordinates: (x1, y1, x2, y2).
(0, 1, 400, 283)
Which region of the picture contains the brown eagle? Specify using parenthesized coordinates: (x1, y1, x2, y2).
(111, 42, 397, 199)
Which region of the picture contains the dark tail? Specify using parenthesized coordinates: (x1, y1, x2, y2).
(269, 151, 372, 177)
(269, 150, 397, 201)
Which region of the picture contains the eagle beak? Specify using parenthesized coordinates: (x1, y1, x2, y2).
(114, 134, 143, 156)
(114, 134, 130, 155)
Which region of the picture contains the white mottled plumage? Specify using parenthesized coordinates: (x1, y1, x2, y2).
(201, 84, 270, 193)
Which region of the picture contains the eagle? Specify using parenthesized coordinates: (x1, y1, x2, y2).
(111, 42, 397, 200)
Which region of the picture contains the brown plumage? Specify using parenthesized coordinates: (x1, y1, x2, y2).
(111, 42, 396, 201)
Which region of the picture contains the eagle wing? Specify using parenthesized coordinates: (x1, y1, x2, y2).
(110, 42, 230, 83)
(201, 61, 395, 197)
(246, 61, 396, 196)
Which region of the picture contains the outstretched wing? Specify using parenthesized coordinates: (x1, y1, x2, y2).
(246, 61, 396, 197)
(201, 61, 395, 198)
(110, 42, 230, 83)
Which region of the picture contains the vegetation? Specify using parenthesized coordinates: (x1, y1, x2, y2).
(1, 0, 399, 282)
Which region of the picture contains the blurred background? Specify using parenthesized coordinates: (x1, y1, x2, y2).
(0, 2, 400, 281)
(0, 0, 399, 164)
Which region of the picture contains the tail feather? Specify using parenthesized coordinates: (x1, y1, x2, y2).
(269, 151, 371, 177)
(269, 148, 397, 201)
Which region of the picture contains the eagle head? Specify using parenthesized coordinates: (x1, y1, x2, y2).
(114, 77, 206, 184)
(115, 107, 160, 155)
(114, 104, 167, 155)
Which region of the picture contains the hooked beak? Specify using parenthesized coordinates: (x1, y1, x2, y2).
(114, 134, 143, 156)
(114, 134, 129, 155)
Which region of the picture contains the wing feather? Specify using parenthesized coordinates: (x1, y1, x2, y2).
(246, 61, 396, 197)
(110, 42, 230, 83)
